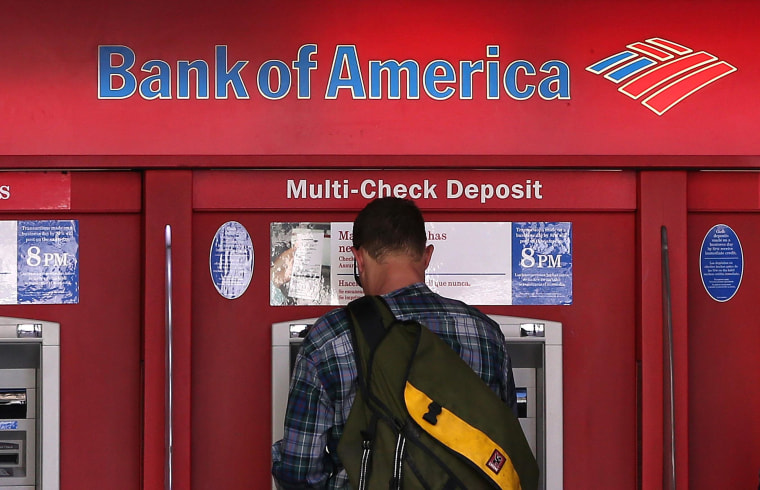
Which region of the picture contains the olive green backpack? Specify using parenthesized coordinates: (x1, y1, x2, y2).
(337, 295, 539, 490)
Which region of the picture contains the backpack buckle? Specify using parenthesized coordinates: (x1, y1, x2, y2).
(421, 401, 442, 425)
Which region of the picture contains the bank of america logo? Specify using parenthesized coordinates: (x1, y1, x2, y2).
(586, 38, 736, 115)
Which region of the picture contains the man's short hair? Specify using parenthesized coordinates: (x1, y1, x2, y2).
(353, 197, 427, 260)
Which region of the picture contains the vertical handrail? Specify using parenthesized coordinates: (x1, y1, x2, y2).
(661, 226, 676, 490)
(165, 225, 174, 490)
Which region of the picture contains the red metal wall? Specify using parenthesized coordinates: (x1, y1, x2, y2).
(687, 173, 760, 490)
(0, 173, 142, 490)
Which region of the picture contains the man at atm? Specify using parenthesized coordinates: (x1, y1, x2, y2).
(271, 197, 517, 489)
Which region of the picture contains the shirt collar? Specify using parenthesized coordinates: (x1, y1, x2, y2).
(382, 282, 432, 299)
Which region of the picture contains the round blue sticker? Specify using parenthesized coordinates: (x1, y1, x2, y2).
(209, 221, 254, 300)
(699, 224, 743, 302)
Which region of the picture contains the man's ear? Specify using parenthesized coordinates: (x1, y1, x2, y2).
(422, 244, 434, 269)
(351, 246, 363, 272)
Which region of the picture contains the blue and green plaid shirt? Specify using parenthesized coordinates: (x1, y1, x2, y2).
(271, 283, 516, 489)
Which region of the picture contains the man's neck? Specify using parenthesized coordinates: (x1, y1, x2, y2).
(367, 255, 425, 296)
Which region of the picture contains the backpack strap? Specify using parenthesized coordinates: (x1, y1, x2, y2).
(345, 296, 397, 490)
(346, 295, 388, 353)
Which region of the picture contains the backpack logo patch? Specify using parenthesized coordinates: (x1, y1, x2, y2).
(486, 449, 506, 474)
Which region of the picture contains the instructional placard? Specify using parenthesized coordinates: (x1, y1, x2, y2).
(512, 222, 573, 305)
(270, 221, 572, 306)
(700, 224, 743, 302)
(0, 220, 79, 304)
(209, 221, 254, 300)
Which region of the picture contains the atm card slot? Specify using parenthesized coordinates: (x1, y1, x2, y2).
(0, 439, 23, 471)
(0, 452, 19, 465)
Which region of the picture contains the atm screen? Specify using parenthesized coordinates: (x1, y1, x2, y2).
(0, 389, 26, 419)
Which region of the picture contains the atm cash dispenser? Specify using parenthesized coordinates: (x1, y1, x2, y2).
(0, 318, 60, 490)
(272, 315, 563, 490)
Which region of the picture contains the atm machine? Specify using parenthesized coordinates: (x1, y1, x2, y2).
(272, 314, 563, 489)
(0, 318, 60, 490)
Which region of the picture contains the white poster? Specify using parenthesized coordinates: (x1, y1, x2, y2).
(0, 221, 18, 303)
(424, 222, 512, 304)
(330, 222, 362, 304)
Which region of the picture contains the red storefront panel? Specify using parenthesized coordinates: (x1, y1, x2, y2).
(687, 173, 760, 490)
(190, 169, 637, 489)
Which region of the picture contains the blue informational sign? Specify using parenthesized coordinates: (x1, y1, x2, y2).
(700, 224, 743, 302)
(14, 220, 79, 304)
(511, 222, 573, 305)
(210, 221, 254, 300)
